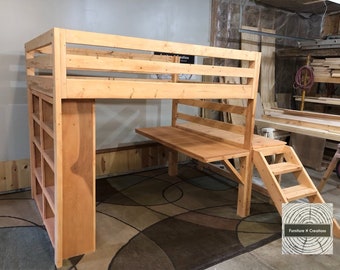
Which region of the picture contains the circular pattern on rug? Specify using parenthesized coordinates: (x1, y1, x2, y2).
(237, 211, 281, 247)
(109, 216, 242, 270)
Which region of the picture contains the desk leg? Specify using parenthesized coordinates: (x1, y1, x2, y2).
(237, 154, 253, 217)
(168, 149, 178, 176)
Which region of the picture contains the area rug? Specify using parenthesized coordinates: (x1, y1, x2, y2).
(0, 163, 281, 270)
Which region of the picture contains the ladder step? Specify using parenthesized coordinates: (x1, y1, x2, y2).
(254, 145, 286, 157)
(282, 185, 317, 202)
(269, 162, 302, 175)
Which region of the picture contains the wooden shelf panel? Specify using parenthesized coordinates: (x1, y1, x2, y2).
(43, 149, 54, 167)
(34, 177, 43, 214)
(44, 217, 55, 247)
(34, 167, 43, 186)
(42, 121, 54, 135)
(44, 186, 55, 211)
(35, 193, 43, 214)
(44, 197, 55, 246)
(42, 130, 54, 149)
(42, 99, 54, 132)
(33, 121, 41, 145)
(33, 134, 42, 146)
(32, 114, 40, 124)
(32, 94, 40, 118)
(43, 159, 54, 189)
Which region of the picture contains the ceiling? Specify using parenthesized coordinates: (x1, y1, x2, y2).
(255, 0, 340, 14)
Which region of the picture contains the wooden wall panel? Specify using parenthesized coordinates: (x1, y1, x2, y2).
(0, 144, 188, 193)
(96, 143, 188, 178)
(0, 159, 30, 193)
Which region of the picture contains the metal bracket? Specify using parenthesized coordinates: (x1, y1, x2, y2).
(298, 36, 340, 50)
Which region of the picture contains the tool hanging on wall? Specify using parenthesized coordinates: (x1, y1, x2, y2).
(293, 55, 314, 111)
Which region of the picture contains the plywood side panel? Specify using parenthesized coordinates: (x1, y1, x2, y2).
(61, 100, 95, 258)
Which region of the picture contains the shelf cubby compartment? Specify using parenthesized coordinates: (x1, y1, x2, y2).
(34, 177, 43, 214)
(33, 144, 42, 183)
(43, 159, 55, 209)
(42, 99, 54, 132)
(33, 120, 41, 145)
(32, 94, 40, 119)
(44, 197, 55, 247)
(42, 130, 54, 166)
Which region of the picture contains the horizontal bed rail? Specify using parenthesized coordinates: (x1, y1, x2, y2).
(63, 29, 260, 61)
(65, 54, 256, 78)
(64, 79, 255, 99)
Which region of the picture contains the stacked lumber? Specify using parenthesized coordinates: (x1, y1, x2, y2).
(294, 96, 340, 106)
(310, 58, 329, 77)
(326, 58, 340, 77)
(311, 57, 340, 78)
(256, 108, 340, 141)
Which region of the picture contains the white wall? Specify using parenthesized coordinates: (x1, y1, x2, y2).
(0, 0, 211, 161)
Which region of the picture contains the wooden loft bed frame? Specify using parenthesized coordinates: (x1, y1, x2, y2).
(26, 28, 339, 267)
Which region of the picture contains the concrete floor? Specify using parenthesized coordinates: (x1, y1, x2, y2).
(207, 238, 340, 270)
(207, 167, 340, 270)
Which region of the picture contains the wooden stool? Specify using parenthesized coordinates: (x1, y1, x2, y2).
(318, 143, 340, 192)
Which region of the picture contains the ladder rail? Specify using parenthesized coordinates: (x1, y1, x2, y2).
(253, 150, 288, 215)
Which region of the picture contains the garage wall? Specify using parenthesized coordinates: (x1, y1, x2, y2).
(0, 0, 211, 161)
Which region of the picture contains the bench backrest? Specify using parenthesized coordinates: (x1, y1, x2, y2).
(172, 97, 256, 150)
(171, 54, 261, 150)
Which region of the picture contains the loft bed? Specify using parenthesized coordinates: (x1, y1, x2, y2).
(26, 28, 338, 267)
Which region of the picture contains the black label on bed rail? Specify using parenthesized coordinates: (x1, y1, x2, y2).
(154, 52, 195, 64)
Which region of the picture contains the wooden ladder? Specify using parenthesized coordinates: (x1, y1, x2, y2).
(253, 144, 340, 238)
